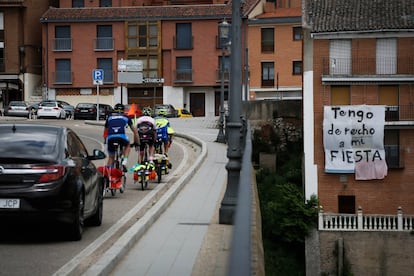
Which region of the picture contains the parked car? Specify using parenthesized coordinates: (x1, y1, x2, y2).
(154, 104, 178, 118)
(0, 123, 106, 240)
(99, 104, 113, 120)
(28, 100, 74, 118)
(74, 103, 111, 120)
(4, 101, 30, 117)
(176, 108, 193, 118)
(37, 101, 67, 119)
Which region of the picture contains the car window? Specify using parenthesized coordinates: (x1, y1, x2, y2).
(0, 126, 59, 159)
(77, 103, 94, 108)
(67, 131, 88, 158)
(41, 102, 57, 107)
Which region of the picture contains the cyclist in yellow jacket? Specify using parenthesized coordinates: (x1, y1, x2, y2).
(154, 110, 175, 155)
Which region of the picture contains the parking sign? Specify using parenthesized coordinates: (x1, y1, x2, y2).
(93, 69, 104, 85)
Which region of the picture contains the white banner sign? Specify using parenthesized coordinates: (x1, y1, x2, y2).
(323, 105, 388, 179)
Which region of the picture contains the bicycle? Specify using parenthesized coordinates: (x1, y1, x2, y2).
(133, 141, 156, 190)
(100, 140, 127, 197)
(153, 139, 170, 183)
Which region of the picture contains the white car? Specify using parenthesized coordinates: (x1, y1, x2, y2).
(37, 101, 67, 119)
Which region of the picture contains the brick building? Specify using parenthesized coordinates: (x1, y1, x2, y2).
(302, 0, 414, 273)
(247, 0, 302, 100)
(39, 0, 253, 116)
(0, 0, 55, 108)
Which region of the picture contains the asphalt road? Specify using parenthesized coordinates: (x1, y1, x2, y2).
(0, 118, 199, 276)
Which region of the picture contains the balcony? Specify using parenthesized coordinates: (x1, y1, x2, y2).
(215, 69, 230, 82)
(321, 57, 414, 83)
(173, 36, 193, 50)
(94, 38, 114, 51)
(53, 71, 72, 84)
(174, 69, 192, 83)
(103, 70, 114, 84)
(319, 207, 414, 232)
(53, 38, 72, 51)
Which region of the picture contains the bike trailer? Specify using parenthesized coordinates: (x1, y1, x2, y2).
(98, 166, 123, 189)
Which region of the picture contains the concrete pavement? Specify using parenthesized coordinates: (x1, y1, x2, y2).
(84, 117, 232, 276)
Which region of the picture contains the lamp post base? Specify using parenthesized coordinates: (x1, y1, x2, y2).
(215, 130, 226, 144)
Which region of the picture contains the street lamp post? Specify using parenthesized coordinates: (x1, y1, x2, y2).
(219, 0, 243, 225)
(216, 19, 230, 144)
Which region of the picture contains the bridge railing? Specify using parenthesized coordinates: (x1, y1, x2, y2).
(227, 121, 265, 276)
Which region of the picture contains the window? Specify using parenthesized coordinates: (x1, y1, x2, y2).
(99, 0, 112, 7)
(293, 61, 302, 75)
(219, 56, 230, 81)
(376, 38, 397, 74)
(72, 0, 84, 7)
(384, 130, 401, 168)
(127, 21, 158, 49)
(175, 23, 192, 49)
(175, 57, 192, 82)
(97, 58, 113, 83)
(261, 62, 274, 87)
(96, 25, 113, 50)
(55, 59, 71, 83)
(338, 196, 355, 214)
(261, 28, 274, 52)
(54, 26, 71, 51)
(330, 40, 351, 75)
(293, 26, 302, 40)
(330, 86, 350, 105)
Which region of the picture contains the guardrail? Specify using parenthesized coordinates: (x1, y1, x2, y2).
(228, 121, 265, 276)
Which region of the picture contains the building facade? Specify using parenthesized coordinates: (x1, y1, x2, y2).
(248, 0, 303, 101)
(39, 0, 258, 117)
(303, 0, 414, 273)
(0, 0, 54, 108)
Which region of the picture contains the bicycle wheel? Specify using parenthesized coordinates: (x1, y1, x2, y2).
(157, 166, 162, 183)
(103, 177, 109, 197)
(140, 171, 145, 191)
(120, 173, 126, 193)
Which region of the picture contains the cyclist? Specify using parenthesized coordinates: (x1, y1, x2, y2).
(104, 103, 140, 168)
(136, 107, 156, 163)
(154, 109, 175, 156)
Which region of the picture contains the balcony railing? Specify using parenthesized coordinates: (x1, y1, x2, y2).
(319, 207, 414, 231)
(53, 38, 72, 51)
(173, 36, 193, 50)
(385, 105, 414, 121)
(321, 57, 414, 76)
(53, 71, 72, 84)
(174, 69, 192, 82)
(94, 37, 114, 51)
(103, 70, 114, 83)
(385, 144, 404, 169)
(215, 69, 230, 82)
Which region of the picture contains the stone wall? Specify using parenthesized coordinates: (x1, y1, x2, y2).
(307, 230, 414, 275)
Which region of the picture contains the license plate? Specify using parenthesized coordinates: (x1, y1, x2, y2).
(0, 199, 20, 209)
(44, 108, 52, 111)
(81, 110, 88, 112)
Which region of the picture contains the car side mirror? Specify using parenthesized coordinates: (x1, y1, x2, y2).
(89, 149, 106, 160)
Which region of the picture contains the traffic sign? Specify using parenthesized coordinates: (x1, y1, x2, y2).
(93, 69, 104, 85)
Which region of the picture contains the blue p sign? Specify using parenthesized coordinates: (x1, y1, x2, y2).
(93, 69, 104, 84)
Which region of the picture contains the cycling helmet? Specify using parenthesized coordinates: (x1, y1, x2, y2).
(143, 107, 152, 116)
(157, 110, 167, 117)
(114, 103, 125, 113)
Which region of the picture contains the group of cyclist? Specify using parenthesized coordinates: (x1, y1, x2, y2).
(103, 103, 174, 169)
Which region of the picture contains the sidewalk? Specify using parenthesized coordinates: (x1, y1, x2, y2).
(85, 117, 232, 276)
